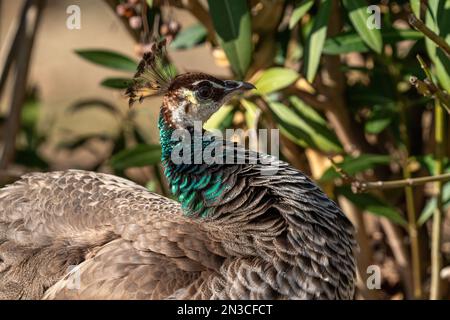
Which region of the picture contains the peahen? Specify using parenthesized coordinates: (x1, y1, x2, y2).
(0, 40, 356, 300)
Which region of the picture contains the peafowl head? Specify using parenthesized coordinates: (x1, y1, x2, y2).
(162, 73, 255, 129)
(126, 39, 255, 129)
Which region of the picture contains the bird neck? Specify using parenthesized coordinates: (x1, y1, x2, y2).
(158, 110, 205, 159)
(158, 112, 176, 159)
(158, 110, 224, 218)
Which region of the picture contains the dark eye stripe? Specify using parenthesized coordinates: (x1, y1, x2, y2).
(224, 80, 238, 88)
(212, 79, 225, 87)
(197, 81, 212, 87)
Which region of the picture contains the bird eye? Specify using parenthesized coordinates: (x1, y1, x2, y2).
(197, 84, 213, 100)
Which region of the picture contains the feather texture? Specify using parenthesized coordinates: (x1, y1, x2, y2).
(0, 114, 357, 300)
(0, 41, 356, 300)
(126, 39, 176, 107)
(157, 118, 357, 299)
(0, 163, 356, 299)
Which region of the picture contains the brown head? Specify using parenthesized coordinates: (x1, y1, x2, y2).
(126, 40, 255, 129)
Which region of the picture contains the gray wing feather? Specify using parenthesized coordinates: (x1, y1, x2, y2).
(0, 170, 225, 299)
(0, 144, 356, 300)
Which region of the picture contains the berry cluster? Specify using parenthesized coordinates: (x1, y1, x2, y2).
(115, 0, 181, 38)
(116, 0, 143, 30)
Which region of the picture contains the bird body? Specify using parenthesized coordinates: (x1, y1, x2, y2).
(0, 166, 355, 299)
(0, 40, 357, 300)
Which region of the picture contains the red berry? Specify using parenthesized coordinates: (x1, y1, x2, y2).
(116, 4, 126, 16)
(129, 16, 142, 29)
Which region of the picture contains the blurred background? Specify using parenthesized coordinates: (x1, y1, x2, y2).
(1, 0, 450, 300)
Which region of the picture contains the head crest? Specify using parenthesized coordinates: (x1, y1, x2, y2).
(126, 39, 176, 107)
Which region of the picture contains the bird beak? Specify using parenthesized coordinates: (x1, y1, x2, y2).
(237, 81, 256, 91)
(224, 81, 256, 95)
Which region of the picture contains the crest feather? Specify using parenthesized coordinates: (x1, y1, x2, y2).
(126, 39, 176, 107)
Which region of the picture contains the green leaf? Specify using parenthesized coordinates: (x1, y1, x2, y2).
(254, 67, 299, 95)
(418, 180, 450, 226)
(110, 144, 162, 170)
(303, 0, 332, 82)
(289, 96, 342, 150)
(208, 0, 252, 79)
(349, 90, 395, 107)
(269, 101, 342, 153)
(342, 0, 383, 53)
(241, 99, 259, 129)
(417, 198, 436, 226)
(21, 99, 40, 128)
(324, 33, 368, 54)
(289, 0, 314, 29)
(290, 96, 327, 125)
(410, 0, 421, 18)
(323, 29, 423, 55)
(321, 154, 391, 181)
(339, 187, 407, 226)
(204, 105, 234, 131)
(170, 23, 207, 50)
(101, 78, 133, 89)
(365, 115, 391, 134)
(68, 100, 121, 116)
(415, 155, 437, 174)
(364, 104, 396, 134)
(415, 155, 449, 175)
(75, 50, 137, 72)
(425, 0, 450, 91)
(269, 102, 308, 149)
(146, 180, 157, 192)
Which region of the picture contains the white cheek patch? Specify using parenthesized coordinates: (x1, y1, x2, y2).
(171, 99, 219, 128)
(170, 86, 226, 127)
(181, 88, 198, 105)
(171, 100, 195, 126)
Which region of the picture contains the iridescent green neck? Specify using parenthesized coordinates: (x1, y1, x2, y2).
(158, 111, 226, 218)
(158, 113, 175, 160)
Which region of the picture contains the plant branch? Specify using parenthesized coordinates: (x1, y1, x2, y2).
(0, 0, 44, 170)
(408, 14, 450, 58)
(330, 157, 450, 192)
(159, 0, 217, 46)
(430, 99, 445, 299)
(351, 172, 450, 193)
(410, 55, 450, 114)
(338, 195, 381, 299)
(410, 76, 450, 113)
(319, 0, 374, 156)
(104, 0, 140, 42)
(141, 0, 151, 42)
(0, 0, 30, 97)
(403, 166, 422, 299)
(379, 219, 414, 299)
